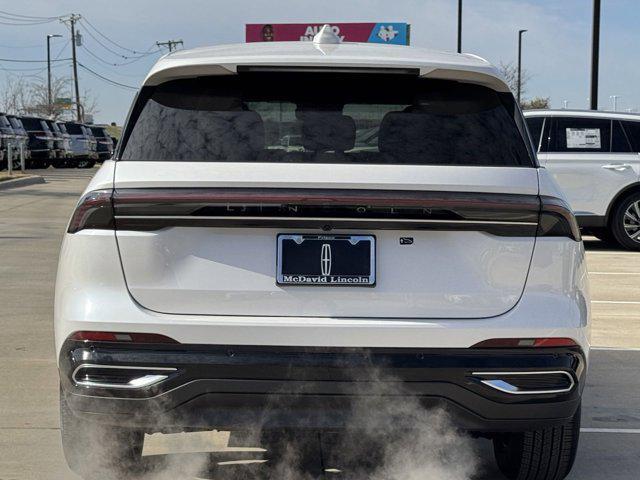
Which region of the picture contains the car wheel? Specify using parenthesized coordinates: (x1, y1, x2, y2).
(60, 388, 144, 478)
(492, 405, 580, 480)
(610, 192, 640, 250)
(77, 159, 95, 169)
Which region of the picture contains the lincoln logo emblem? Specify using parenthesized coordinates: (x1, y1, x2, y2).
(321, 243, 332, 276)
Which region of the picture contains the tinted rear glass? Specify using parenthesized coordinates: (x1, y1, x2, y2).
(0, 116, 10, 128)
(21, 118, 45, 130)
(525, 116, 544, 151)
(90, 127, 108, 137)
(120, 73, 533, 167)
(622, 121, 640, 152)
(65, 123, 83, 135)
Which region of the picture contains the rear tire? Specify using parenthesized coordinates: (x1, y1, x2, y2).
(610, 192, 640, 250)
(60, 388, 144, 478)
(76, 159, 95, 169)
(493, 405, 580, 480)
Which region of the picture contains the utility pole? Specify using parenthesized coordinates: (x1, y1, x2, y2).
(457, 0, 463, 53)
(517, 29, 527, 106)
(156, 39, 184, 53)
(590, 0, 601, 110)
(46, 34, 62, 116)
(61, 14, 83, 122)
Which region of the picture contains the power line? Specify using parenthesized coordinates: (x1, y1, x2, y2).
(77, 20, 161, 60)
(80, 40, 161, 66)
(0, 18, 59, 26)
(0, 10, 64, 20)
(77, 62, 138, 90)
(80, 16, 158, 55)
(0, 57, 71, 63)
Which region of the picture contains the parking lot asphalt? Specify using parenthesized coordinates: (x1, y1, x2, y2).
(0, 168, 639, 479)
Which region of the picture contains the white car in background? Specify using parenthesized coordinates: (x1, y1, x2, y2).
(525, 109, 640, 249)
(56, 28, 589, 480)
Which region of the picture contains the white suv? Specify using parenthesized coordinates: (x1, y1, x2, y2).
(56, 30, 589, 480)
(525, 109, 640, 249)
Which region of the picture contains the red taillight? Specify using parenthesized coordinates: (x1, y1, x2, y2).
(471, 338, 578, 348)
(69, 331, 179, 344)
(67, 189, 114, 233)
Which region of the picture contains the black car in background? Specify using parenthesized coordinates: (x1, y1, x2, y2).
(88, 125, 114, 161)
(20, 116, 56, 168)
(6, 115, 31, 163)
(44, 119, 71, 166)
(0, 113, 14, 170)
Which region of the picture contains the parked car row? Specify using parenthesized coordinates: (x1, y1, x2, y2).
(0, 113, 114, 170)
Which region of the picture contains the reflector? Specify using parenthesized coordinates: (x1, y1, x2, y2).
(471, 337, 577, 348)
(69, 331, 179, 344)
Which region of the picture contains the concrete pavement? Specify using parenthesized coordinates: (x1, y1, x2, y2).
(0, 167, 638, 479)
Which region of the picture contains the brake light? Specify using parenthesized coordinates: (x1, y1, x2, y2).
(538, 196, 581, 241)
(69, 331, 179, 344)
(471, 338, 578, 348)
(67, 189, 114, 233)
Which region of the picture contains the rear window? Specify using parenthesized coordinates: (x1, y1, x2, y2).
(120, 73, 533, 167)
(22, 118, 46, 131)
(0, 116, 10, 128)
(90, 127, 108, 137)
(65, 123, 83, 135)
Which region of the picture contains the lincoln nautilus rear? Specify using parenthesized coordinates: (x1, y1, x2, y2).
(55, 35, 589, 480)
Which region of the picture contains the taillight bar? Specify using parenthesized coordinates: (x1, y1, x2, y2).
(538, 196, 581, 241)
(471, 338, 578, 348)
(67, 189, 114, 233)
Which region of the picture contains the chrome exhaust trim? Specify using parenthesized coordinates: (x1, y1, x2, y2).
(471, 371, 575, 395)
(72, 364, 177, 389)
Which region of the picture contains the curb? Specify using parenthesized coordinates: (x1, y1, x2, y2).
(0, 175, 46, 190)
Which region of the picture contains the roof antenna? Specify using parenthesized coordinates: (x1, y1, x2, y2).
(313, 24, 341, 45)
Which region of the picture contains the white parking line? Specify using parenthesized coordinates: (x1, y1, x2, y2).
(589, 272, 640, 275)
(591, 346, 640, 351)
(591, 300, 640, 305)
(586, 252, 640, 256)
(581, 428, 640, 434)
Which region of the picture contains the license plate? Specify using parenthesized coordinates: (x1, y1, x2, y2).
(276, 234, 376, 286)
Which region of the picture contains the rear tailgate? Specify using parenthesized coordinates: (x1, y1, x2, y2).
(113, 162, 539, 318)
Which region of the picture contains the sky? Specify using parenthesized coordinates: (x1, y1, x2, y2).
(1, 0, 638, 125)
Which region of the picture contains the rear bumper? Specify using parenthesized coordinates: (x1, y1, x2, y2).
(59, 341, 586, 433)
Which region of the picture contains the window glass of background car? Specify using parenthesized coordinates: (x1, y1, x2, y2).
(525, 116, 543, 151)
(611, 120, 632, 152)
(65, 123, 82, 135)
(622, 121, 640, 152)
(552, 117, 611, 153)
(0, 116, 10, 128)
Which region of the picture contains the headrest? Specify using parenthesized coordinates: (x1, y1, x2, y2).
(378, 111, 432, 155)
(301, 113, 356, 152)
(195, 110, 264, 161)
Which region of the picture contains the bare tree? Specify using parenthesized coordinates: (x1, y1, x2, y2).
(0, 75, 98, 120)
(0, 76, 30, 115)
(521, 97, 550, 110)
(498, 61, 532, 100)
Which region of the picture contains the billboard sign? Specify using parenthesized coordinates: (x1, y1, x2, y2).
(246, 23, 410, 45)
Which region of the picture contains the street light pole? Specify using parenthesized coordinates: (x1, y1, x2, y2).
(517, 29, 527, 106)
(457, 0, 463, 53)
(46, 34, 62, 116)
(610, 95, 620, 112)
(590, 0, 601, 110)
